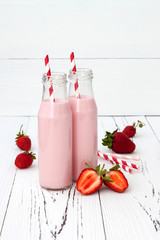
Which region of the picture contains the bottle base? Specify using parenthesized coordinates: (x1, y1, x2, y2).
(40, 183, 72, 191)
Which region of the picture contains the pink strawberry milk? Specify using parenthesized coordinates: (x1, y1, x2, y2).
(68, 69, 97, 180)
(38, 73, 72, 189)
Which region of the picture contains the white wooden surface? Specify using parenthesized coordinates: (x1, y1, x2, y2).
(0, 116, 160, 240)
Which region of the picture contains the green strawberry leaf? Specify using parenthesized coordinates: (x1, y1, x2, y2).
(109, 164, 120, 171)
(102, 129, 118, 149)
(95, 164, 100, 172)
(102, 176, 113, 182)
(101, 169, 107, 176)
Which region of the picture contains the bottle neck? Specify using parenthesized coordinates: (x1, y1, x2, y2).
(68, 68, 94, 98)
(42, 72, 67, 101)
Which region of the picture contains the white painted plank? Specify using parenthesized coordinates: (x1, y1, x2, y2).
(115, 116, 160, 234)
(0, 117, 29, 232)
(0, 59, 160, 115)
(98, 116, 160, 239)
(99, 187, 159, 240)
(0, 0, 160, 58)
(146, 116, 160, 142)
(114, 116, 160, 184)
(1, 116, 160, 239)
(1, 117, 106, 240)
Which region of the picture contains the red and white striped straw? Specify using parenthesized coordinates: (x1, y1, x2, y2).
(120, 164, 133, 174)
(114, 158, 139, 170)
(98, 151, 139, 170)
(70, 52, 80, 99)
(105, 152, 140, 161)
(97, 150, 139, 170)
(44, 55, 55, 102)
(97, 150, 133, 174)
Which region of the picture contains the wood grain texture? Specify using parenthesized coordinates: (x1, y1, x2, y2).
(0, 59, 160, 115)
(146, 117, 160, 142)
(102, 116, 160, 239)
(98, 116, 159, 240)
(0, 116, 160, 239)
(0, 117, 29, 232)
(0, 0, 160, 58)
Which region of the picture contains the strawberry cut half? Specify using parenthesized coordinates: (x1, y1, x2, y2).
(104, 170, 128, 193)
(77, 169, 102, 195)
(76, 163, 112, 195)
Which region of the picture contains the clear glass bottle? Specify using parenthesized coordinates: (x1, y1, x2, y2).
(38, 72, 72, 189)
(68, 68, 97, 180)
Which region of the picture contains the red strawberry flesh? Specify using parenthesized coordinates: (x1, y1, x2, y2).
(76, 169, 102, 195)
(104, 170, 128, 193)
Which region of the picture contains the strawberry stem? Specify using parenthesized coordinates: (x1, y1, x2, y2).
(137, 120, 145, 128)
(133, 120, 145, 129)
(15, 124, 29, 141)
(85, 162, 95, 170)
(109, 164, 120, 171)
(20, 124, 23, 134)
(85, 162, 114, 182)
(101, 164, 105, 172)
(102, 176, 113, 182)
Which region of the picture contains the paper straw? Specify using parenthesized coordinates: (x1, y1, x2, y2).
(97, 150, 139, 170)
(70, 52, 80, 99)
(97, 150, 133, 174)
(113, 158, 139, 170)
(120, 164, 133, 174)
(104, 152, 140, 161)
(44, 55, 55, 102)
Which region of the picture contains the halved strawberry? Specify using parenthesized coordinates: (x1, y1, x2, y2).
(76, 163, 112, 195)
(77, 169, 102, 195)
(104, 166, 128, 193)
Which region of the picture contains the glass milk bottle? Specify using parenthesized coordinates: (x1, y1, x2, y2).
(68, 69, 97, 180)
(38, 73, 72, 189)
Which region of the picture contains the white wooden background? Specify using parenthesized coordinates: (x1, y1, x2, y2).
(0, 0, 160, 115)
(0, 2, 160, 239)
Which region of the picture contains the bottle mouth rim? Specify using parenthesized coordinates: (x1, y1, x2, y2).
(42, 72, 67, 85)
(68, 68, 93, 81)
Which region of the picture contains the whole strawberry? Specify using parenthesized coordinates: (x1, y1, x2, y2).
(102, 129, 135, 153)
(122, 120, 145, 138)
(15, 151, 36, 169)
(15, 125, 31, 151)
